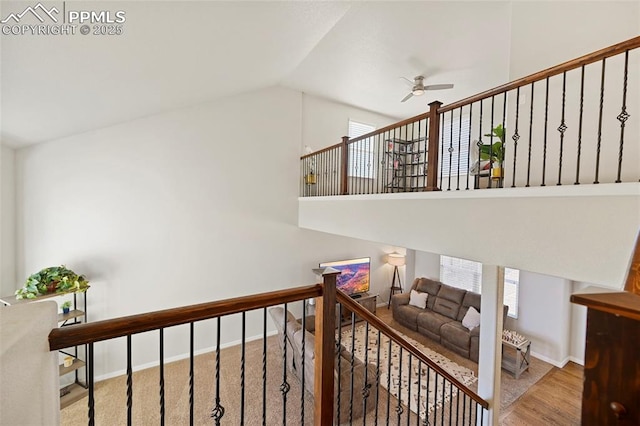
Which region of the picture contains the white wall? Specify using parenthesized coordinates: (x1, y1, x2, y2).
(1, 145, 16, 296)
(15, 87, 398, 379)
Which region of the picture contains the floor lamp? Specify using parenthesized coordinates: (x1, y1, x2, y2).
(387, 252, 405, 308)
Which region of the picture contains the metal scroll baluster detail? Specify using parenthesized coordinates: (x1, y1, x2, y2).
(447, 109, 454, 191)
(466, 104, 473, 190)
(280, 303, 289, 425)
(349, 312, 356, 424)
(362, 322, 371, 426)
(511, 87, 521, 188)
(594, 58, 606, 184)
(374, 329, 381, 426)
(396, 346, 404, 422)
(126, 335, 132, 426)
(616, 50, 630, 183)
(557, 71, 568, 185)
(406, 353, 412, 426)
(211, 318, 225, 425)
(526, 82, 535, 187)
(159, 328, 165, 426)
(576, 65, 585, 185)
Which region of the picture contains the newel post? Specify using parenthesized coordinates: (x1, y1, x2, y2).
(426, 101, 443, 191)
(314, 269, 339, 425)
(340, 136, 349, 195)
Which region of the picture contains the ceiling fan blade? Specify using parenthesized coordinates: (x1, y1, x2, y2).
(425, 84, 454, 91)
(400, 76, 414, 85)
(401, 92, 414, 103)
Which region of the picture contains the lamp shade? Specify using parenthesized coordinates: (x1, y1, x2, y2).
(387, 252, 405, 267)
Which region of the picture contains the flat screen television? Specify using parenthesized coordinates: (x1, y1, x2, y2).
(319, 257, 370, 297)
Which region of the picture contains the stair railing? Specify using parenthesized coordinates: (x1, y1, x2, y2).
(300, 35, 640, 196)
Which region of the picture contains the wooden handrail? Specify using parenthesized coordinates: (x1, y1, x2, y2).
(300, 142, 343, 160)
(439, 35, 640, 114)
(49, 284, 323, 350)
(336, 292, 490, 409)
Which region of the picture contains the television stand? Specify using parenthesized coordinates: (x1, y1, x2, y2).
(339, 292, 377, 326)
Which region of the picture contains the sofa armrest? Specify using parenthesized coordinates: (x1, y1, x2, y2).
(391, 293, 410, 311)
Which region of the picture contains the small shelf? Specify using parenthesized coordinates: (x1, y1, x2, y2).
(60, 383, 88, 409)
(59, 358, 86, 376)
(58, 309, 85, 323)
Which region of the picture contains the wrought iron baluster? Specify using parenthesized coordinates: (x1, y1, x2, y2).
(574, 66, 586, 184)
(416, 361, 422, 426)
(512, 87, 521, 188)
(262, 308, 267, 426)
(433, 372, 438, 423)
(280, 303, 290, 426)
(526, 82, 535, 187)
(211, 318, 225, 425)
(447, 110, 454, 191)
(406, 353, 412, 426)
(362, 321, 371, 426)
(300, 304, 305, 425)
(396, 346, 405, 423)
(488, 96, 495, 189)
(455, 388, 460, 425)
(88, 342, 95, 426)
(501, 91, 507, 190)
(542, 77, 550, 186)
(616, 50, 630, 183)
(466, 104, 472, 190)
(456, 107, 462, 190)
(374, 329, 381, 426)
(439, 118, 445, 189)
(557, 71, 568, 185)
(127, 335, 132, 426)
(477, 101, 483, 189)
(189, 323, 194, 426)
(159, 328, 165, 426)
(386, 337, 392, 424)
(349, 312, 356, 424)
(425, 367, 431, 426)
(240, 312, 246, 425)
(595, 58, 606, 184)
(446, 382, 452, 426)
(337, 303, 343, 425)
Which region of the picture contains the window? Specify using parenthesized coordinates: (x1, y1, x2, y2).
(440, 114, 471, 177)
(348, 120, 376, 178)
(439, 255, 520, 318)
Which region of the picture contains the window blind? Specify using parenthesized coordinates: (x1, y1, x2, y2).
(348, 120, 376, 178)
(440, 114, 471, 177)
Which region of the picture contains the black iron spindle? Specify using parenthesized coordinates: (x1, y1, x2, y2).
(396, 347, 404, 423)
(512, 88, 521, 188)
(211, 318, 224, 425)
(488, 96, 495, 189)
(362, 322, 370, 426)
(189, 323, 194, 426)
(416, 361, 422, 426)
(616, 50, 630, 183)
(337, 303, 343, 425)
(455, 388, 460, 425)
(477, 100, 483, 189)
(262, 308, 267, 426)
(159, 328, 165, 426)
(557, 71, 568, 185)
(526, 82, 535, 187)
(88, 342, 95, 426)
(374, 330, 381, 426)
(240, 312, 246, 425)
(439, 118, 445, 189)
(349, 312, 356, 424)
(594, 58, 606, 184)
(542, 77, 550, 186)
(386, 338, 392, 424)
(433, 372, 438, 423)
(425, 367, 431, 426)
(406, 353, 412, 426)
(447, 382, 453, 426)
(447, 110, 454, 191)
(280, 303, 289, 426)
(127, 335, 132, 426)
(456, 107, 463, 190)
(466, 104, 472, 190)
(574, 65, 584, 185)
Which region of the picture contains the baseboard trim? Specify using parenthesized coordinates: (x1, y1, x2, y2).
(94, 330, 278, 383)
(530, 351, 567, 368)
(568, 356, 584, 366)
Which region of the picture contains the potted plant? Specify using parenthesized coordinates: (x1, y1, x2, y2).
(15, 265, 89, 300)
(479, 124, 505, 178)
(61, 301, 72, 314)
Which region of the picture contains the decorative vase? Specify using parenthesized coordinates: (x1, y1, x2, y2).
(62, 307, 70, 314)
(491, 166, 503, 178)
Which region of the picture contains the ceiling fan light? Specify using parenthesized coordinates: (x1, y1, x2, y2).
(412, 88, 425, 96)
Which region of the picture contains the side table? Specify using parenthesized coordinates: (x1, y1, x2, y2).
(501, 336, 531, 379)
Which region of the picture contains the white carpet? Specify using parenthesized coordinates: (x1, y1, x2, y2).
(340, 323, 477, 421)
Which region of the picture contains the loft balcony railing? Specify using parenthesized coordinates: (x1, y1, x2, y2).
(49, 271, 488, 425)
(300, 36, 640, 196)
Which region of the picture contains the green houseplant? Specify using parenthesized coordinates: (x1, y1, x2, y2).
(479, 124, 505, 177)
(61, 300, 72, 314)
(15, 265, 89, 300)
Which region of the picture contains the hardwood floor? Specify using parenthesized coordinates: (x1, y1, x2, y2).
(500, 361, 583, 425)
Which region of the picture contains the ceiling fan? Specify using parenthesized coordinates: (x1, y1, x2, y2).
(400, 76, 454, 102)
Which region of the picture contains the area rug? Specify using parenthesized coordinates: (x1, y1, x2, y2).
(340, 324, 477, 421)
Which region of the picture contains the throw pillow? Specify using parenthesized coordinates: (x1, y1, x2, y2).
(409, 289, 428, 309)
(462, 306, 481, 330)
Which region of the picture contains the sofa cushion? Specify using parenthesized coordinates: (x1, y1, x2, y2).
(441, 321, 473, 350)
(413, 278, 442, 309)
(462, 306, 481, 330)
(432, 285, 466, 320)
(393, 304, 423, 330)
(292, 329, 315, 360)
(456, 291, 481, 321)
(416, 310, 453, 335)
(409, 290, 428, 309)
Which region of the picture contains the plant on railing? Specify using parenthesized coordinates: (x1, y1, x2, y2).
(479, 124, 505, 177)
(15, 265, 89, 299)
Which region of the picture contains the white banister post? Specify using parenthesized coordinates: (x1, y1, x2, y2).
(477, 265, 504, 425)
